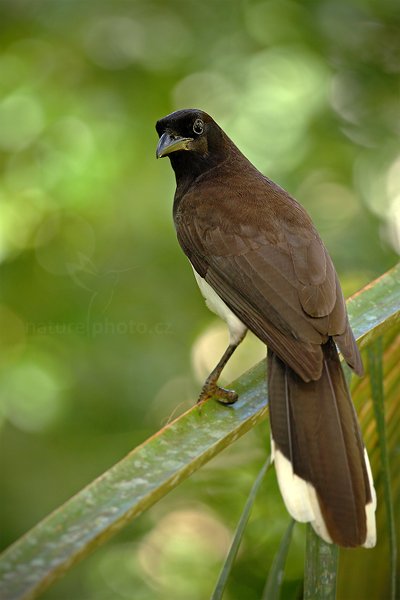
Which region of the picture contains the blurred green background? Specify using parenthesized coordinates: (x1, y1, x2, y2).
(0, 0, 399, 598)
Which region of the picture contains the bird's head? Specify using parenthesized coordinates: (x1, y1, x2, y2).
(156, 109, 229, 180)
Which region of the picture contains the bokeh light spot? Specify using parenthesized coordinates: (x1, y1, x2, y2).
(385, 155, 400, 254)
(227, 47, 329, 171)
(50, 117, 95, 163)
(137, 509, 230, 597)
(85, 13, 190, 72)
(0, 94, 44, 151)
(245, 0, 307, 46)
(0, 188, 49, 261)
(172, 71, 236, 119)
(191, 322, 264, 385)
(85, 17, 146, 70)
(0, 360, 65, 432)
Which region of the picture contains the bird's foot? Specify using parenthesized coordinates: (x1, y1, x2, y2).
(197, 382, 238, 405)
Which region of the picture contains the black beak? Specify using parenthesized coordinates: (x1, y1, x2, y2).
(156, 132, 193, 159)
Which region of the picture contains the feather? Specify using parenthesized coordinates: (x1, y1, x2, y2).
(268, 342, 376, 547)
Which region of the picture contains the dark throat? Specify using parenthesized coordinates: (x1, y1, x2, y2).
(170, 132, 238, 212)
(169, 150, 218, 212)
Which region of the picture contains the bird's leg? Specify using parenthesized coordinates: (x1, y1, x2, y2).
(197, 338, 244, 405)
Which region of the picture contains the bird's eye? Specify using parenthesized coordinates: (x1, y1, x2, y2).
(193, 118, 204, 135)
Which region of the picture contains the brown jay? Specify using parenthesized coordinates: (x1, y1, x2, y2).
(156, 108, 376, 548)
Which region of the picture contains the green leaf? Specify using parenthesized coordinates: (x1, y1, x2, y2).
(346, 263, 400, 350)
(368, 339, 398, 600)
(0, 262, 399, 600)
(211, 455, 271, 600)
(304, 525, 338, 600)
(0, 372, 269, 600)
(262, 519, 295, 600)
(338, 323, 399, 599)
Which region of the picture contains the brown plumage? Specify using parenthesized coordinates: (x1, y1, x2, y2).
(156, 108, 376, 547)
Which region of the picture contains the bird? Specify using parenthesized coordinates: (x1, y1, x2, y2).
(155, 108, 376, 548)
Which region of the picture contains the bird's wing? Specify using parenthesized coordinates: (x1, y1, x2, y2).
(176, 180, 359, 381)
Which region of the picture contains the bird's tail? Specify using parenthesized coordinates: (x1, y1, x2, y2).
(267, 339, 376, 547)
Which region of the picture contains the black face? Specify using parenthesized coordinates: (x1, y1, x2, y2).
(156, 109, 208, 140)
(155, 109, 212, 161)
(155, 108, 227, 182)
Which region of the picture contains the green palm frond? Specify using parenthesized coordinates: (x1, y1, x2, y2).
(0, 263, 399, 600)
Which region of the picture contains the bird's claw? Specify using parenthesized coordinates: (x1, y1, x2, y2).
(197, 382, 238, 405)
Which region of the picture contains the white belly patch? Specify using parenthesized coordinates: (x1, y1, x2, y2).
(192, 267, 247, 345)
